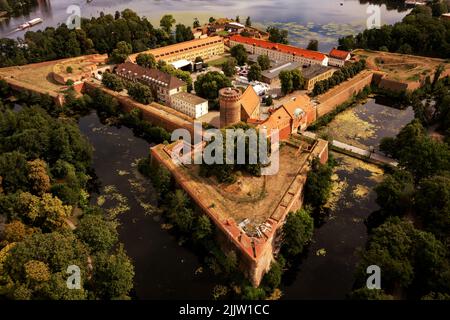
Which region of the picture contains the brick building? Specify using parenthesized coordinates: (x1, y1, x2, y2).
(115, 62, 186, 106)
(128, 36, 225, 64)
(250, 94, 315, 140)
(302, 64, 336, 91)
(229, 35, 328, 66)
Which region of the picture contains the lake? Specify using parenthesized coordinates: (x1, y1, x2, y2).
(0, 0, 410, 51)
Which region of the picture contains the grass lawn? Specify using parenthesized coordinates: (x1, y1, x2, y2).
(208, 57, 229, 67)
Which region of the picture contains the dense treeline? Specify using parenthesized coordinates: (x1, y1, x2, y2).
(0, 0, 37, 16)
(351, 76, 450, 300)
(410, 70, 450, 142)
(358, 0, 409, 12)
(0, 84, 135, 299)
(0, 9, 194, 67)
(312, 60, 366, 96)
(339, 6, 450, 58)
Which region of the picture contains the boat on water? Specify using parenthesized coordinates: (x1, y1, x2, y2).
(18, 18, 43, 30)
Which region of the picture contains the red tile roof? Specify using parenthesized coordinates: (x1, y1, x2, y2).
(240, 86, 260, 119)
(329, 48, 350, 60)
(230, 35, 327, 62)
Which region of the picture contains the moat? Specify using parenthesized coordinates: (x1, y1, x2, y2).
(78, 94, 413, 299)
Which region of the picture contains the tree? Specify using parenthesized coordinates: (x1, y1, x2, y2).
(160, 14, 176, 33)
(262, 259, 284, 292)
(0, 151, 29, 194)
(127, 82, 153, 104)
(380, 119, 450, 180)
(241, 286, 266, 300)
(17, 192, 72, 232)
(306, 39, 319, 51)
(304, 157, 334, 209)
(291, 69, 304, 90)
(267, 26, 289, 44)
(349, 288, 394, 300)
(175, 24, 194, 43)
(2, 231, 89, 300)
(355, 217, 449, 296)
(247, 63, 262, 82)
(245, 17, 252, 27)
(24, 260, 51, 282)
(338, 35, 355, 51)
(235, 16, 240, 23)
(0, 79, 10, 97)
(66, 66, 73, 74)
(209, 17, 216, 24)
(193, 18, 200, 28)
(194, 71, 232, 101)
(279, 70, 293, 95)
(86, 88, 120, 116)
(92, 246, 135, 299)
(222, 57, 237, 77)
(4, 220, 28, 243)
(432, 64, 445, 88)
(110, 41, 132, 64)
(135, 53, 156, 69)
(75, 214, 118, 253)
(193, 215, 213, 242)
(374, 170, 414, 215)
(281, 209, 314, 257)
(166, 190, 195, 233)
(415, 174, 450, 241)
(102, 73, 124, 92)
(257, 55, 270, 71)
(27, 159, 51, 196)
(265, 95, 273, 106)
(158, 63, 192, 92)
(431, 0, 448, 17)
(357, 218, 416, 291)
(230, 44, 248, 66)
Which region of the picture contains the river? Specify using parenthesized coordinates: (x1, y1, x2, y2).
(78, 113, 217, 299)
(0, 0, 410, 51)
(282, 152, 384, 299)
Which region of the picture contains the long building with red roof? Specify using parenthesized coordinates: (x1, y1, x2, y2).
(229, 35, 328, 66)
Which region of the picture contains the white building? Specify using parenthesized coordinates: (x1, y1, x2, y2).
(171, 92, 209, 119)
(328, 48, 351, 67)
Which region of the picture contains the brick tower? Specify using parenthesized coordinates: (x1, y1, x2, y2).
(219, 87, 242, 128)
